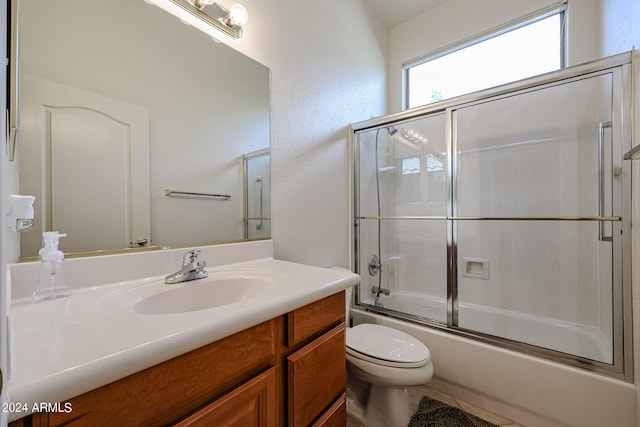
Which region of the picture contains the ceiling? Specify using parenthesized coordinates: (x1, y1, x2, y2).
(365, 0, 449, 27)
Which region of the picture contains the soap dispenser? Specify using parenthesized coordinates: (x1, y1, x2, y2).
(32, 231, 72, 303)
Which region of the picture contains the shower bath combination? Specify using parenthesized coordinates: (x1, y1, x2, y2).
(352, 52, 634, 381)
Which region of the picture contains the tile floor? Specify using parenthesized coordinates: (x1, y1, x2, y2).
(346, 385, 525, 427)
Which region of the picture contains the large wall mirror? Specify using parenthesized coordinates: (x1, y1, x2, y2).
(15, 0, 271, 259)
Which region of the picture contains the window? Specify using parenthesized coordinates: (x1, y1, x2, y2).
(401, 156, 421, 175)
(404, 8, 565, 109)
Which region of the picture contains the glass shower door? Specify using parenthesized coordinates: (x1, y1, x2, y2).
(453, 72, 620, 364)
(356, 114, 448, 323)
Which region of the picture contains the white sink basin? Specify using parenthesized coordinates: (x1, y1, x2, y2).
(98, 270, 279, 315)
(135, 277, 270, 315)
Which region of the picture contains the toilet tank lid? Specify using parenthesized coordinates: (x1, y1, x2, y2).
(347, 323, 430, 364)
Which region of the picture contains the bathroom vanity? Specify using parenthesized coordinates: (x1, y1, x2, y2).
(10, 292, 346, 426)
(6, 241, 358, 426)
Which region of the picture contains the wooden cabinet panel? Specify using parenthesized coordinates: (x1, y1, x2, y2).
(47, 319, 276, 427)
(173, 367, 276, 427)
(310, 394, 346, 427)
(288, 291, 345, 347)
(287, 324, 346, 427)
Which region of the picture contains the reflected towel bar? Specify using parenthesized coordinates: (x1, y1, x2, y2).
(164, 189, 231, 199)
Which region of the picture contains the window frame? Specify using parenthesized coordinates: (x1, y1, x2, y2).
(402, 4, 567, 110)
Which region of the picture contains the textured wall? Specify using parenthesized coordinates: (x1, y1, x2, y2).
(225, 0, 389, 267)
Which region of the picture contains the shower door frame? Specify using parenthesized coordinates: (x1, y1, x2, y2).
(350, 52, 634, 382)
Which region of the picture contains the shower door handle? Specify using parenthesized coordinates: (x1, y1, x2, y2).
(598, 120, 613, 242)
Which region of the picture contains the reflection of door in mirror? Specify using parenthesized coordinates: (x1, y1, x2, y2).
(244, 150, 270, 240)
(20, 75, 151, 256)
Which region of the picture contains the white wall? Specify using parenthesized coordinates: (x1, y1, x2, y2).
(601, 0, 640, 57)
(222, 0, 389, 267)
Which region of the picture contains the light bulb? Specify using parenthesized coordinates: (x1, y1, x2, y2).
(228, 3, 248, 26)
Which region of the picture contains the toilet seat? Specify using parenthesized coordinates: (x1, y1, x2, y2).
(346, 324, 431, 368)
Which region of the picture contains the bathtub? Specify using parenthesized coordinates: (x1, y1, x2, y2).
(350, 298, 635, 427)
(361, 289, 612, 364)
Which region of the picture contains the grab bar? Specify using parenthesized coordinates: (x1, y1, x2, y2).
(598, 121, 613, 242)
(255, 177, 263, 230)
(164, 189, 231, 200)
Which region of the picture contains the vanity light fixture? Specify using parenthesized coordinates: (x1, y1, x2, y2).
(146, 0, 248, 39)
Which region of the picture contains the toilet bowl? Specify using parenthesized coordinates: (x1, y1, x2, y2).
(340, 281, 433, 427)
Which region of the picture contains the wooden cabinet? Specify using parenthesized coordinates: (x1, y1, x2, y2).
(173, 368, 276, 427)
(10, 291, 346, 427)
(285, 291, 346, 426)
(288, 325, 345, 426)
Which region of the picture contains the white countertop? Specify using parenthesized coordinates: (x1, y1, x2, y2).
(7, 251, 359, 421)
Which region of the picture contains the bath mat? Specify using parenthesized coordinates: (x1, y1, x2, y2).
(408, 396, 499, 427)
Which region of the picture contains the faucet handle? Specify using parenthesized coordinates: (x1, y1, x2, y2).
(182, 249, 202, 265)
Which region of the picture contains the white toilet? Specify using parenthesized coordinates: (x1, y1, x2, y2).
(344, 286, 433, 427)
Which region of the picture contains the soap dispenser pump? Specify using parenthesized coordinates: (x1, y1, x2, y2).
(32, 231, 72, 303)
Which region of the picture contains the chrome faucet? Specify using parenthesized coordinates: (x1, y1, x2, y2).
(372, 286, 390, 307)
(372, 286, 390, 296)
(165, 250, 208, 284)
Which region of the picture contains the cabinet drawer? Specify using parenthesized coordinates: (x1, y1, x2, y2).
(310, 394, 346, 427)
(287, 324, 346, 427)
(288, 291, 345, 347)
(173, 367, 276, 427)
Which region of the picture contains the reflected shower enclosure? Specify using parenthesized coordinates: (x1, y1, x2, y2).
(243, 148, 271, 240)
(352, 53, 633, 380)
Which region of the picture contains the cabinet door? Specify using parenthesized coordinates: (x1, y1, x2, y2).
(174, 368, 276, 427)
(288, 324, 346, 426)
